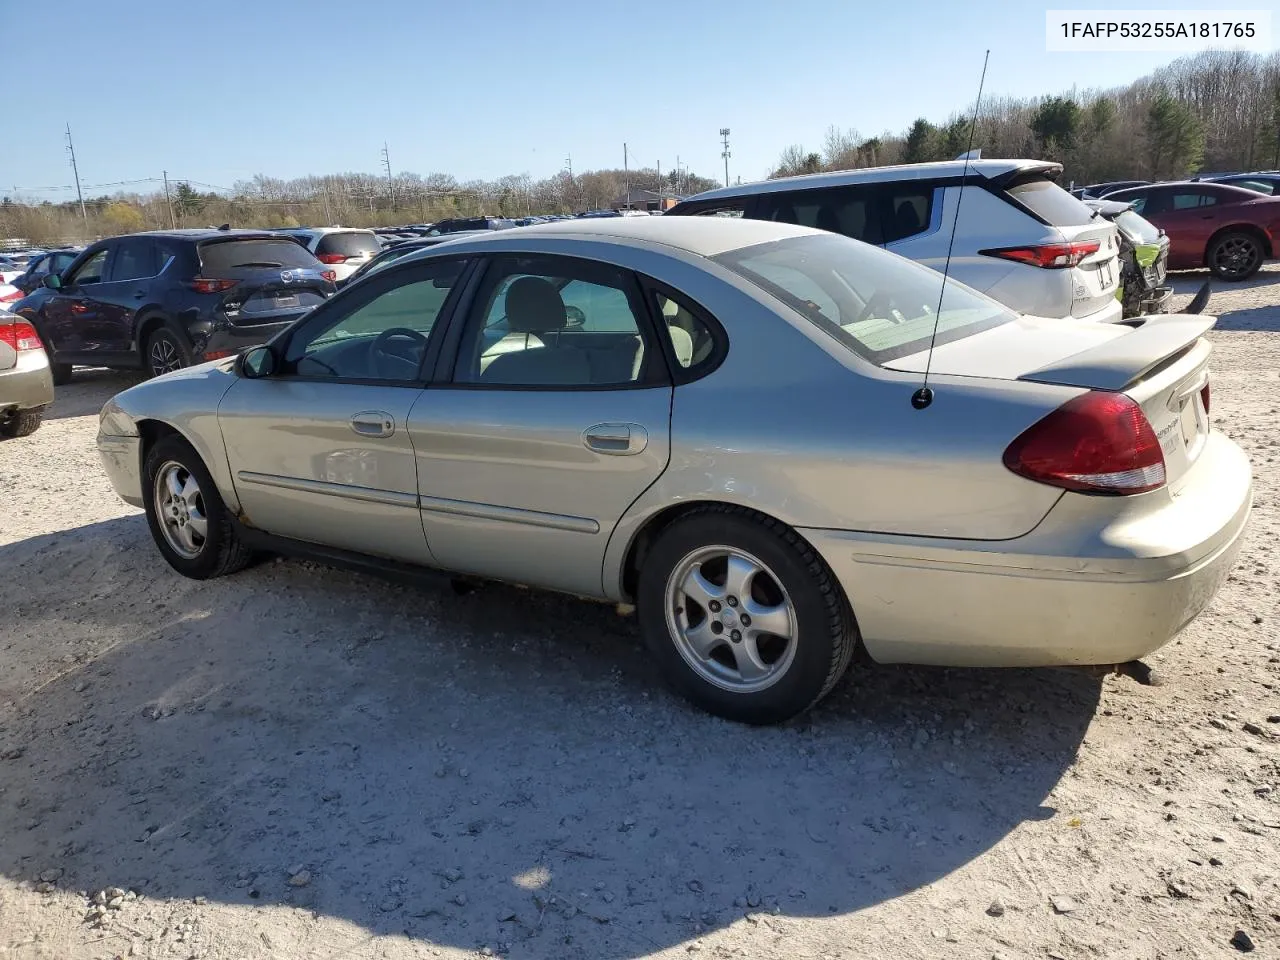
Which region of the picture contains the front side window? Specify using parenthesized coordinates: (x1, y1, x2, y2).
(455, 256, 652, 387)
(758, 187, 882, 243)
(284, 259, 467, 381)
(714, 232, 1013, 365)
(68, 248, 109, 285)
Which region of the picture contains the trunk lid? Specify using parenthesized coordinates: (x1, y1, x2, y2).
(887, 312, 1215, 487)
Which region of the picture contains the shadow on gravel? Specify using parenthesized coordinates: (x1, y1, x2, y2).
(43, 369, 144, 422)
(0, 517, 1100, 959)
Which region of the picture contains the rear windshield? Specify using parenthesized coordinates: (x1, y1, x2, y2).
(1115, 210, 1162, 245)
(198, 239, 319, 272)
(1006, 177, 1095, 226)
(714, 233, 1014, 364)
(316, 232, 381, 257)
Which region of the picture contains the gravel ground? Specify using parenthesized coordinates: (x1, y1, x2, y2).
(1, 267, 1278, 960)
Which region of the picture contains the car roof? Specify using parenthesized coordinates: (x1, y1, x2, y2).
(682, 159, 1062, 203)
(280, 226, 376, 235)
(399, 215, 818, 259)
(1109, 181, 1265, 198)
(105, 229, 285, 241)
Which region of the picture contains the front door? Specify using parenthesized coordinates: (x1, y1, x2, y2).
(410, 254, 672, 597)
(42, 245, 114, 357)
(218, 257, 471, 565)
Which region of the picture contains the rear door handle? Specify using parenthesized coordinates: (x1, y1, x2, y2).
(583, 422, 648, 456)
(134, 291, 146, 299)
(70, 302, 88, 314)
(350, 411, 395, 438)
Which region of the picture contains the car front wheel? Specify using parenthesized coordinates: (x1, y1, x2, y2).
(637, 506, 857, 725)
(143, 434, 254, 579)
(1207, 231, 1264, 281)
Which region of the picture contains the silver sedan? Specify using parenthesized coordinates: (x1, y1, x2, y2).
(96, 218, 1252, 724)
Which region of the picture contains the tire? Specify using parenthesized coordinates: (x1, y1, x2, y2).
(145, 325, 193, 378)
(1207, 231, 1264, 281)
(0, 407, 43, 439)
(636, 505, 857, 725)
(143, 434, 254, 579)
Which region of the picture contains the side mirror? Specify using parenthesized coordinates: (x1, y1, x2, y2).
(42, 274, 62, 290)
(237, 345, 277, 379)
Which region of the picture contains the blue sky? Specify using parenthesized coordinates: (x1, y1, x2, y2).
(3, 0, 1270, 202)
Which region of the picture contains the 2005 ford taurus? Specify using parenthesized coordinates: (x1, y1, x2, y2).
(97, 217, 1252, 724)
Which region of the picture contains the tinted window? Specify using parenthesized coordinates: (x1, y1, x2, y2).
(881, 186, 935, 243)
(758, 187, 882, 243)
(677, 201, 745, 217)
(1172, 191, 1217, 209)
(110, 239, 159, 282)
(67, 248, 108, 285)
(286, 260, 467, 380)
(714, 233, 1013, 365)
(456, 257, 651, 386)
(1223, 179, 1274, 195)
(199, 239, 319, 272)
(1005, 177, 1094, 226)
(316, 232, 381, 258)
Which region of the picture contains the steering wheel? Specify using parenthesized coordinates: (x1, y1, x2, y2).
(370, 327, 429, 379)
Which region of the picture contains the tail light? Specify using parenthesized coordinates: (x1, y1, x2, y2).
(0, 288, 22, 303)
(202, 349, 237, 361)
(320, 269, 337, 282)
(316, 253, 348, 264)
(188, 278, 239, 294)
(0, 319, 44, 352)
(1003, 391, 1166, 495)
(981, 240, 1102, 269)
(1200, 382, 1211, 416)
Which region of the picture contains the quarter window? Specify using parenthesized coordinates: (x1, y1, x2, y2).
(652, 289, 718, 372)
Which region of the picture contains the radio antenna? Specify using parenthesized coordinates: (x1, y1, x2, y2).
(911, 49, 990, 412)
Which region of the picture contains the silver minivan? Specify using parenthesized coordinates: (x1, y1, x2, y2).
(669, 159, 1123, 323)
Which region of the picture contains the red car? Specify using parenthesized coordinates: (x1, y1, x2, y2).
(1102, 182, 1280, 281)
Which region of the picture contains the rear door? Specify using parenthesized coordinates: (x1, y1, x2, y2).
(218, 257, 470, 564)
(409, 253, 673, 597)
(93, 236, 161, 354)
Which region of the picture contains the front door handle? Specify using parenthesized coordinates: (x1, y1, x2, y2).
(134, 291, 146, 299)
(583, 422, 648, 456)
(350, 411, 395, 438)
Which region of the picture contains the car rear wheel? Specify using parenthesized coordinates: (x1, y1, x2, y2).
(49, 361, 73, 385)
(1207, 232, 1264, 281)
(145, 327, 192, 377)
(0, 407, 43, 438)
(143, 434, 254, 579)
(637, 506, 857, 724)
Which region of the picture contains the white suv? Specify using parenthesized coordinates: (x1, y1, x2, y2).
(276, 227, 382, 282)
(669, 159, 1123, 324)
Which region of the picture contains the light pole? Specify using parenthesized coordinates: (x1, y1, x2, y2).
(719, 128, 731, 188)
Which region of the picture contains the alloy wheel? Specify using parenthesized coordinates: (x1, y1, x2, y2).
(1213, 235, 1260, 280)
(149, 336, 185, 375)
(664, 545, 798, 693)
(153, 461, 208, 559)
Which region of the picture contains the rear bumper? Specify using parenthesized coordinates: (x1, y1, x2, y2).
(802, 432, 1252, 667)
(0, 351, 55, 412)
(1075, 295, 1124, 324)
(200, 319, 296, 359)
(98, 434, 144, 508)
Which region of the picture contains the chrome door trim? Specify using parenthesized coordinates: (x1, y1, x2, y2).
(417, 494, 600, 534)
(236, 471, 420, 508)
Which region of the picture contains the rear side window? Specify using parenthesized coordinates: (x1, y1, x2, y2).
(316, 232, 381, 257)
(758, 187, 882, 243)
(881, 186, 935, 243)
(199, 239, 320, 272)
(110, 239, 159, 282)
(1005, 177, 1094, 226)
(1172, 192, 1217, 209)
(675, 201, 745, 218)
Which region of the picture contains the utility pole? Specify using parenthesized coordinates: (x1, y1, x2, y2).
(623, 142, 629, 210)
(656, 160, 661, 211)
(720, 128, 731, 188)
(65, 123, 86, 221)
(162, 170, 176, 228)
(564, 154, 574, 213)
(321, 180, 333, 224)
(381, 142, 394, 211)
(676, 154, 682, 196)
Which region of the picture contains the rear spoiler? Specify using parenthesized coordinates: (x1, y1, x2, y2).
(1018, 314, 1216, 391)
(987, 160, 1064, 189)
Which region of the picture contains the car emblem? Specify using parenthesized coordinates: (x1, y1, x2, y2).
(280, 270, 295, 283)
